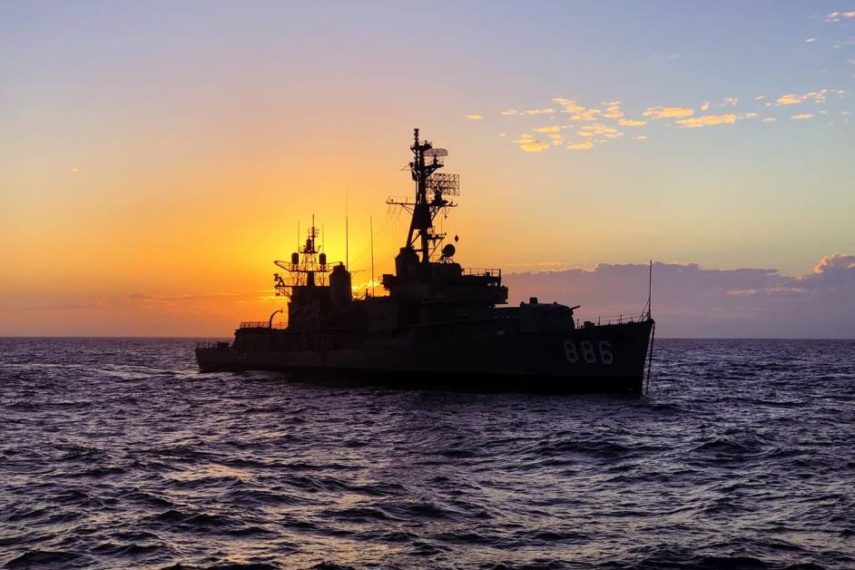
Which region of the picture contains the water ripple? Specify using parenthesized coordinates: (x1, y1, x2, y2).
(0, 338, 853, 568)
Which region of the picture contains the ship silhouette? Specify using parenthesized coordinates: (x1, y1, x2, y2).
(196, 129, 655, 393)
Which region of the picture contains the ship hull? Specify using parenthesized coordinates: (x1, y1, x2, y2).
(196, 319, 654, 394)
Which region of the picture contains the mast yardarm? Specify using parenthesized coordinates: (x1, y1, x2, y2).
(387, 128, 460, 263)
(273, 216, 331, 297)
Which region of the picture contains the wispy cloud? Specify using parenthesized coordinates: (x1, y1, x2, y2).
(495, 85, 842, 153)
(642, 106, 694, 119)
(601, 101, 623, 119)
(514, 133, 550, 152)
(465, 114, 482, 120)
(553, 97, 586, 114)
(578, 123, 623, 139)
(521, 108, 555, 116)
(776, 89, 828, 105)
(566, 139, 594, 151)
(676, 113, 737, 128)
(826, 10, 855, 22)
(553, 97, 601, 121)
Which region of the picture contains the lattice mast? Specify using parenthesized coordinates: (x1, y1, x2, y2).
(387, 128, 460, 263)
(273, 216, 331, 297)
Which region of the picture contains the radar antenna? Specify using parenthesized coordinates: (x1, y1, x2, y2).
(386, 129, 461, 263)
(273, 216, 333, 297)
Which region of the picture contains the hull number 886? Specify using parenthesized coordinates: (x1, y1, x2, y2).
(562, 339, 614, 365)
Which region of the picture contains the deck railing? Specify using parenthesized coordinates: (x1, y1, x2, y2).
(577, 311, 651, 327)
(238, 321, 288, 329)
(462, 267, 502, 280)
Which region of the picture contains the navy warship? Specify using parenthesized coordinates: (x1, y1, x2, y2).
(196, 129, 655, 393)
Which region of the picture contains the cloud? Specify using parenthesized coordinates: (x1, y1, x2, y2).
(566, 139, 594, 151)
(513, 133, 550, 152)
(558, 122, 625, 150)
(776, 95, 802, 106)
(503, 254, 855, 338)
(500, 85, 839, 155)
(791, 113, 815, 120)
(569, 109, 601, 121)
(465, 114, 482, 120)
(642, 106, 695, 119)
(826, 10, 855, 22)
(776, 89, 828, 105)
(532, 125, 563, 134)
(553, 97, 586, 114)
(553, 97, 601, 121)
(806, 37, 817, 43)
(676, 113, 737, 128)
(635, 135, 648, 141)
(521, 108, 555, 115)
(601, 101, 624, 119)
(578, 123, 624, 139)
(809, 254, 855, 283)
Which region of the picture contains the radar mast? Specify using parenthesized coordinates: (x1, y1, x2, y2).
(387, 128, 460, 263)
(273, 217, 331, 297)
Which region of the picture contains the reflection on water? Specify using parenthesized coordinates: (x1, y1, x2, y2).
(0, 338, 853, 569)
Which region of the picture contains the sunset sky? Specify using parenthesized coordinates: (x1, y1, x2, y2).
(2, 1, 854, 337)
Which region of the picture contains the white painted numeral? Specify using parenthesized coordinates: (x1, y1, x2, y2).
(562, 340, 579, 363)
(562, 339, 615, 365)
(580, 340, 596, 363)
(598, 340, 614, 364)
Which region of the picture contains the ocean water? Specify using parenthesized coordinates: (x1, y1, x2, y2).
(0, 338, 852, 570)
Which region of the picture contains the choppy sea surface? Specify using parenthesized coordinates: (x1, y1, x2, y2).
(0, 338, 853, 570)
